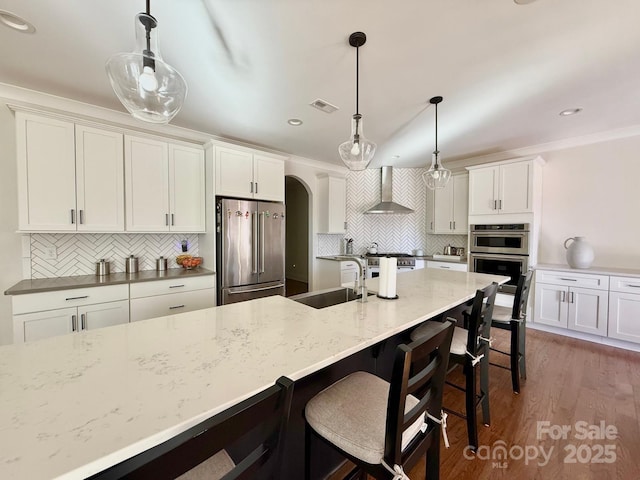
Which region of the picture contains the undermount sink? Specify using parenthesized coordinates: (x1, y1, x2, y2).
(290, 287, 373, 309)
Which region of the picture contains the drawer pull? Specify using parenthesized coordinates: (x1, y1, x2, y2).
(169, 305, 185, 310)
(66, 295, 89, 301)
(559, 278, 577, 282)
(440, 266, 451, 269)
(169, 285, 185, 289)
(627, 284, 640, 288)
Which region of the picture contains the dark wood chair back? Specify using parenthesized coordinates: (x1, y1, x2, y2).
(384, 321, 454, 470)
(91, 376, 294, 480)
(467, 282, 499, 357)
(511, 270, 534, 321)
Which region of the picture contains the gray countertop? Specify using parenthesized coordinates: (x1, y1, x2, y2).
(4, 268, 215, 296)
(534, 263, 640, 278)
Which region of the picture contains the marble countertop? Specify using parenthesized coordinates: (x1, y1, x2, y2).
(4, 268, 215, 296)
(0, 269, 507, 479)
(317, 254, 467, 264)
(535, 263, 640, 278)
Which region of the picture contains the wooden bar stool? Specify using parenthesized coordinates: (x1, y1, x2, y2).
(91, 376, 294, 480)
(489, 271, 533, 394)
(410, 282, 498, 451)
(304, 321, 454, 480)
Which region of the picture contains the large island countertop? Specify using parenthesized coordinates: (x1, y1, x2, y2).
(0, 269, 506, 480)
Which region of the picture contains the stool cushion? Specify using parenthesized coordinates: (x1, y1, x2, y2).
(177, 449, 234, 480)
(305, 371, 425, 465)
(491, 305, 513, 323)
(411, 321, 468, 355)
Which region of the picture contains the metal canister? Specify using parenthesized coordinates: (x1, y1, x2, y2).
(125, 255, 139, 274)
(156, 256, 168, 271)
(95, 259, 110, 276)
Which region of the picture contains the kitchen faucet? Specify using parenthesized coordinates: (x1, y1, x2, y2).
(336, 255, 368, 302)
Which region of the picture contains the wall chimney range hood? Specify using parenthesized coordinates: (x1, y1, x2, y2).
(365, 166, 414, 214)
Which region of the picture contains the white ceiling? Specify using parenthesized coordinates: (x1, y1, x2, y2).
(1, 0, 639, 168)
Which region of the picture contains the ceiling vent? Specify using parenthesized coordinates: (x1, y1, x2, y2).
(310, 98, 339, 114)
(365, 166, 414, 214)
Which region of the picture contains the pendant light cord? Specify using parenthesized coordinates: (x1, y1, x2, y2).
(355, 45, 360, 115)
(146, 0, 150, 15)
(434, 101, 438, 154)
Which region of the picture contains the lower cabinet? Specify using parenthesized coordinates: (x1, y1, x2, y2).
(130, 276, 215, 322)
(426, 260, 468, 272)
(608, 276, 640, 343)
(534, 270, 609, 335)
(12, 285, 129, 343)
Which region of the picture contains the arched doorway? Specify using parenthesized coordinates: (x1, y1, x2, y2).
(285, 176, 310, 296)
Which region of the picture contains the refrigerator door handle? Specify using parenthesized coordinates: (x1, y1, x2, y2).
(260, 212, 265, 273)
(252, 211, 259, 274)
(227, 283, 284, 295)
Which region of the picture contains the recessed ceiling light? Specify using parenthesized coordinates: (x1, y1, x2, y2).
(287, 118, 303, 126)
(0, 10, 36, 33)
(559, 108, 582, 116)
(392, 155, 400, 159)
(514, 0, 537, 4)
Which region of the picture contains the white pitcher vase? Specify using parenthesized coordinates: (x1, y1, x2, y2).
(564, 236, 594, 269)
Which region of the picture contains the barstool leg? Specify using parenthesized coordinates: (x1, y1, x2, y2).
(479, 352, 490, 426)
(465, 360, 478, 450)
(519, 319, 527, 380)
(510, 319, 521, 393)
(426, 436, 440, 480)
(305, 422, 312, 480)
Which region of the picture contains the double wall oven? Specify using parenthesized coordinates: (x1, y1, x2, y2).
(469, 224, 530, 294)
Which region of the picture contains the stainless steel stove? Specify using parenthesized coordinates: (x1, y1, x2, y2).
(366, 253, 415, 277)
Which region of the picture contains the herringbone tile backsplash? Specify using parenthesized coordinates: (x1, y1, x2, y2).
(317, 168, 468, 256)
(29, 233, 199, 279)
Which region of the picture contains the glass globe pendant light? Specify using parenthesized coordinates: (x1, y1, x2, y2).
(105, 0, 187, 124)
(338, 32, 376, 170)
(422, 96, 451, 190)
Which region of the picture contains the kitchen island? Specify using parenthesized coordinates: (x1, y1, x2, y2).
(0, 269, 506, 479)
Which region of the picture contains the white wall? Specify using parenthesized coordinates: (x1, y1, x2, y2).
(0, 104, 22, 345)
(538, 135, 640, 268)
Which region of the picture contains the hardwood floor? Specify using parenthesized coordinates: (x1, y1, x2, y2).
(328, 328, 640, 479)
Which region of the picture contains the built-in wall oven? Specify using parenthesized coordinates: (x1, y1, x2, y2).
(469, 224, 530, 294)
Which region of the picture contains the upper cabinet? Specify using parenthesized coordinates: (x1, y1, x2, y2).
(125, 135, 205, 232)
(426, 174, 468, 234)
(215, 146, 285, 201)
(318, 174, 347, 234)
(468, 158, 542, 216)
(16, 113, 124, 231)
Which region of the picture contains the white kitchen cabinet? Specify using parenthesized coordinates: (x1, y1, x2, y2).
(16, 113, 125, 232)
(468, 158, 538, 216)
(215, 146, 285, 201)
(608, 276, 640, 343)
(426, 260, 468, 272)
(317, 175, 347, 234)
(426, 174, 468, 234)
(533, 269, 609, 335)
(12, 285, 129, 343)
(125, 135, 205, 232)
(129, 275, 216, 322)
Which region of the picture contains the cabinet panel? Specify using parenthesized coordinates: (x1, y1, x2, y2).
(12, 284, 129, 315)
(499, 161, 532, 213)
(17, 113, 76, 231)
(536, 270, 609, 290)
(425, 188, 435, 233)
(254, 155, 285, 201)
(609, 276, 640, 294)
(215, 147, 254, 198)
(125, 136, 170, 232)
(19, 307, 76, 343)
(79, 300, 129, 331)
(608, 292, 640, 343)
(130, 275, 215, 298)
(534, 283, 568, 327)
(452, 174, 469, 233)
(75, 126, 125, 231)
(567, 287, 608, 335)
(130, 288, 216, 322)
(318, 176, 346, 234)
(169, 144, 205, 232)
(468, 166, 498, 215)
(433, 182, 454, 232)
(426, 261, 468, 272)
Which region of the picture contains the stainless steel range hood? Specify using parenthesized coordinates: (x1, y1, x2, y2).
(365, 166, 414, 214)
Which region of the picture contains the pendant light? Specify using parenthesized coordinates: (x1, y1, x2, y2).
(338, 32, 376, 170)
(422, 96, 451, 190)
(106, 0, 187, 124)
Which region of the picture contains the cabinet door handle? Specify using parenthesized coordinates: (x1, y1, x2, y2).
(250, 182, 254, 193)
(66, 295, 89, 301)
(165, 214, 169, 226)
(560, 291, 566, 302)
(169, 305, 185, 310)
(570, 291, 575, 303)
(79, 210, 84, 225)
(499, 199, 502, 210)
(72, 314, 77, 332)
(453, 221, 456, 230)
(255, 182, 258, 194)
(81, 313, 86, 330)
(171, 214, 175, 226)
(71, 209, 76, 224)
(449, 221, 452, 229)
(560, 278, 577, 282)
(493, 200, 497, 210)
(169, 284, 185, 289)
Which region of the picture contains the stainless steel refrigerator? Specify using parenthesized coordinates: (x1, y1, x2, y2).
(216, 198, 286, 305)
